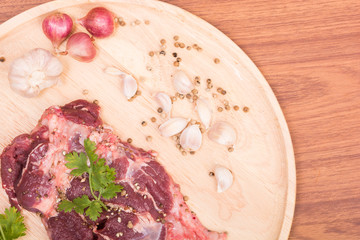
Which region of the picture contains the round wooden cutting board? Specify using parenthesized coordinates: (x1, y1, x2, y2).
(0, 0, 295, 239)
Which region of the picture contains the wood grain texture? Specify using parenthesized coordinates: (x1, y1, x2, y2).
(0, 0, 359, 239)
(0, 0, 295, 239)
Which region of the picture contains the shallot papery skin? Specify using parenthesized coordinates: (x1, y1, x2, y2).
(78, 7, 115, 38)
(66, 32, 97, 62)
(42, 13, 73, 48)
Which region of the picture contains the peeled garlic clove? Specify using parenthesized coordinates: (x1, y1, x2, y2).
(104, 66, 138, 99)
(173, 71, 193, 94)
(122, 74, 138, 99)
(154, 92, 172, 113)
(8, 48, 63, 98)
(159, 118, 189, 137)
(208, 121, 237, 146)
(196, 97, 212, 129)
(215, 166, 233, 193)
(180, 125, 202, 151)
(104, 66, 124, 76)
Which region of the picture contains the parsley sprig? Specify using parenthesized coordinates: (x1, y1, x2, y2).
(58, 139, 123, 220)
(0, 207, 26, 240)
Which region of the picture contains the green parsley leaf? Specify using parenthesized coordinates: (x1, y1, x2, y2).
(92, 158, 113, 191)
(0, 207, 26, 240)
(59, 139, 122, 221)
(65, 152, 89, 177)
(72, 195, 92, 214)
(85, 201, 102, 221)
(102, 183, 123, 200)
(58, 196, 92, 215)
(84, 139, 98, 164)
(58, 200, 76, 213)
(91, 159, 107, 190)
(105, 166, 117, 182)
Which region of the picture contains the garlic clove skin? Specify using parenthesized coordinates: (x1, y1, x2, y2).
(196, 97, 212, 129)
(173, 71, 193, 94)
(180, 125, 202, 151)
(104, 66, 138, 99)
(208, 121, 237, 146)
(8, 48, 63, 98)
(159, 118, 189, 137)
(154, 92, 172, 114)
(122, 74, 138, 100)
(215, 166, 233, 193)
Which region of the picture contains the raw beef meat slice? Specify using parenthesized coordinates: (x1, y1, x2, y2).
(1, 100, 227, 240)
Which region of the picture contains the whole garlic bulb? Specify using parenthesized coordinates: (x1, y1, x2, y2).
(8, 48, 63, 98)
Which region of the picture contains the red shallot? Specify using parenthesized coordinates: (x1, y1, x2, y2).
(65, 32, 96, 62)
(78, 7, 115, 38)
(42, 13, 73, 49)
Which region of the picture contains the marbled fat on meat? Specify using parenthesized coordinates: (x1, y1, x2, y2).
(1, 100, 227, 240)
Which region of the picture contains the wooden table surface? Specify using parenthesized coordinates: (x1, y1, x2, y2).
(1, 0, 359, 239)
